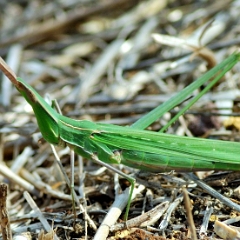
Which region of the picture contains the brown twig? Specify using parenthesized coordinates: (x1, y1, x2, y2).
(0, 57, 17, 86)
(110, 201, 169, 232)
(0, 183, 12, 240)
(183, 188, 197, 240)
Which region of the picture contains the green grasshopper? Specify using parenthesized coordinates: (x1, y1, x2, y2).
(1, 52, 240, 220)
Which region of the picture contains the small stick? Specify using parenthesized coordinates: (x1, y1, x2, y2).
(184, 173, 240, 212)
(159, 193, 183, 230)
(0, 57, 18, 86)
(0, 183, 13, 240)
(20, 168, 74, 201)
(0, 163, 39, 196)
(183, 188, 197, 240)
(93, 185, 145, 240)
(110, 201, 169, 232)
(23, 191, 59, 240)
(199, 206, 213, 238)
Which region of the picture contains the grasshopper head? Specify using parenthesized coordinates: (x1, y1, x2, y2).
(16, 78, 60, 145)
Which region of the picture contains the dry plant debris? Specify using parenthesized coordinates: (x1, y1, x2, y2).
(1, 0, 240, 239)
